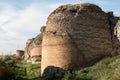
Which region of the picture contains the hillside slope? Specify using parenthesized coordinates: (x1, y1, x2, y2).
(61, 54, 120, 80)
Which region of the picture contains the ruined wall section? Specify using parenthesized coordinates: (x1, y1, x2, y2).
(113, 19, 120, 48)
(24, 38, 34, 61)
(107, 12, 120, 54)
(30, 33, 42, 64)
(116, 20, 120, 42)
(24, 31, 43, 63)
(42, 11, 80, 72)
(16, 50, 24, 58)
(41, 3, 113, 75)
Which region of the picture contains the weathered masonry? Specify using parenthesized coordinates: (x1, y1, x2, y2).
(41, 3, 120, 76)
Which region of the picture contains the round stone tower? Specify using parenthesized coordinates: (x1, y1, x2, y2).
(30, 34, 42, 64)
(24, 38, 34, 61)
(16, 50, 24, 58)
(41, 3, 113, 75)
(25, 34, 42, 63)
(24, 26, 45, 63)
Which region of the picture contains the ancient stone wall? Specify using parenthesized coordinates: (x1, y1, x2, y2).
(24, 34, 42, 63)
(114, 19, 120, 48)
(30, 46, 41, 64)
(116, 20, 120, 36)
(24, 38, 34, 61)
(107, 12, 119, 49)
(24, 26, 45, 63)
(41, 3, 113, 75)
(16, 50, 24, 58)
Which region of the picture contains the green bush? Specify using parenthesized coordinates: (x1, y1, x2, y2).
(0, 55, 41, 80)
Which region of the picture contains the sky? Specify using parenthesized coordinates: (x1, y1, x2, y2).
(0, 0, 120, 54)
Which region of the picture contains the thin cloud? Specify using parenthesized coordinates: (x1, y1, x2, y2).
(0, 1, 120, 54)
(0, 2, 60, 54)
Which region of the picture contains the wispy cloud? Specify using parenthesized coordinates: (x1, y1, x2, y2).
(0, 0, 120, 54)
(0, 2, 60, 54)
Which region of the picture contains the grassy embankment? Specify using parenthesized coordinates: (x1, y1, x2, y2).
(0, 54, 120, 80)
(0, 55, 41, 80)
(62, 54, 120, 80)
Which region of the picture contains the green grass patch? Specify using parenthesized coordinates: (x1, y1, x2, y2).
(14, 60, 41, 80)
(61, 55, 120, 80)
(0, 55, 41, 80)
(1, 54, 120, 80)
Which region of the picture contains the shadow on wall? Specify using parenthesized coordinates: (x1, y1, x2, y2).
(108, 12, 120, 54)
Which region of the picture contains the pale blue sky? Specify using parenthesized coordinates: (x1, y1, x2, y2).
(0, 0, 120, 54)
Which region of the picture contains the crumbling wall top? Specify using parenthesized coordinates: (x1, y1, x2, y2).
(53, 3, 103, 13)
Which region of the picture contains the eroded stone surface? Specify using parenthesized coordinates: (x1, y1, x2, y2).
(41, 3, 113, 75)
(16, 50, 24, 58)
(24, 26, 45, 63)
(22, 3, 120, 77)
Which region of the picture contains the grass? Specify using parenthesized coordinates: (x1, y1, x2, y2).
(0, 54, 120, 80)
(14, 59, 41, 80)
(0, 55, 41, 80)
(61, 54, 120, 80)
(38, 54, 120, 80)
